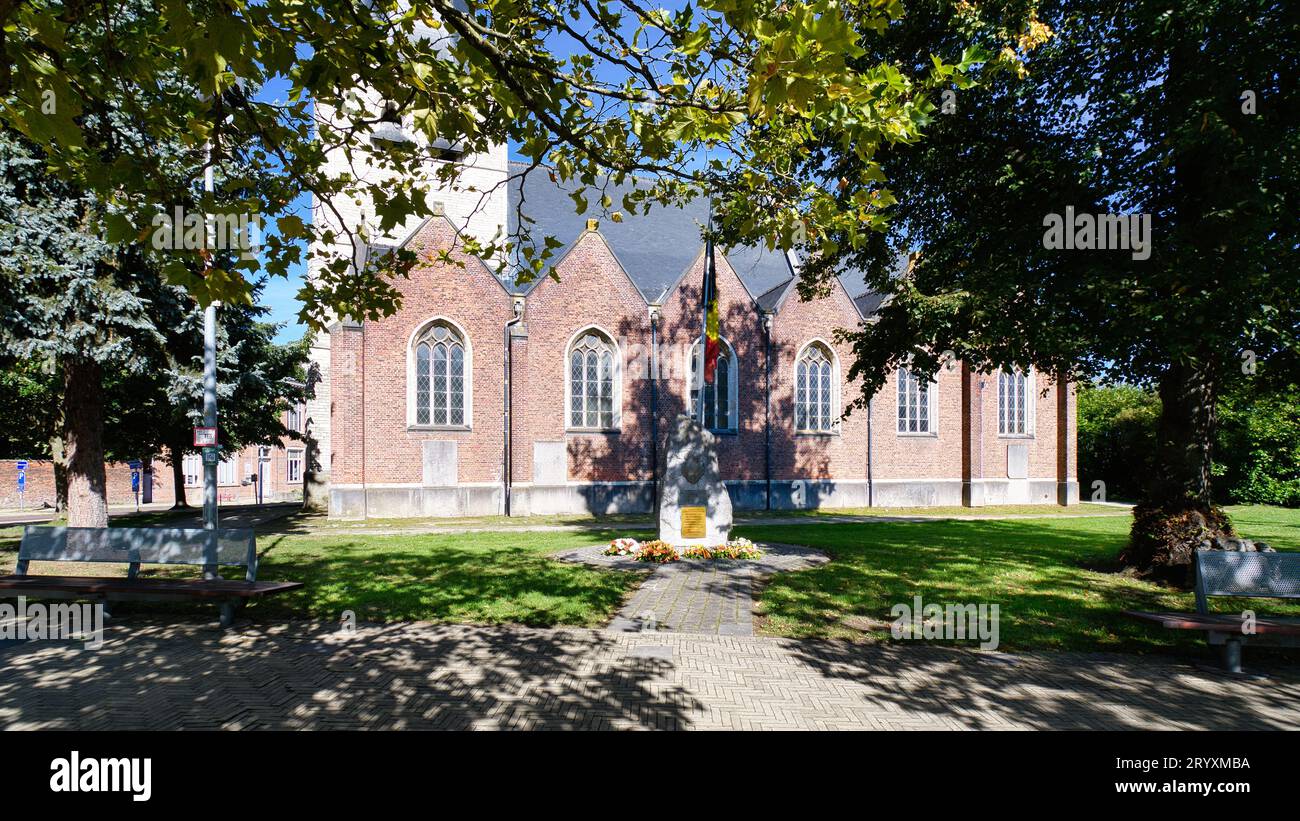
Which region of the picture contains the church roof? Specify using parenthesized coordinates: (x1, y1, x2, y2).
(506, 161, 793, 302)
(504, 160, 881, 313)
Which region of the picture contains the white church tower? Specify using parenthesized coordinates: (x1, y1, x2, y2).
(303, 10, 508, 507)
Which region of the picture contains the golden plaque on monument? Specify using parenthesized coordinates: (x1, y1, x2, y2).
(680, 506, 706, 539)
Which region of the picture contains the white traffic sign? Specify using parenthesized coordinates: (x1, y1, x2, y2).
(193, 427, 218, 447)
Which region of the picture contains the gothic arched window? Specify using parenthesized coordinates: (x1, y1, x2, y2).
(795, 342, 837, 432)
(690, 338, 738, 431)
(567, 329, 619, 430)
(412, 320, 470, 427)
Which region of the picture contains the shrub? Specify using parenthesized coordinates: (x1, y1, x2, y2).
(1077, 383, 1159, 503)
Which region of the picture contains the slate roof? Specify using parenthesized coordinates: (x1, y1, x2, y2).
(506, 161, 794, 302)
(502, 160, 882, 314)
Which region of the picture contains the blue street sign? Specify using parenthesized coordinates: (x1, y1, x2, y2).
(15, 459, 28, 471)
(127, 459, 142, 470)
(17, 472, 25, 492)
(131, 471, 140, 493)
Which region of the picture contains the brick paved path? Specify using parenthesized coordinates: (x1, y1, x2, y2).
(2, 620, 1297, 730)
(554, 543, 828, 635)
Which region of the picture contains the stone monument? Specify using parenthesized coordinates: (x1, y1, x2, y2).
(658, 414, 732, 547)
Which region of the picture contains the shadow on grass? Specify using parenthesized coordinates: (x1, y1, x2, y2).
(3, 529, 648, 630)
(739, 516, 1300, 657)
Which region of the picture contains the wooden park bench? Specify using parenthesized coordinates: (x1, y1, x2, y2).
(0, 526, 303, 629)
(1125, 550, 1300, 673)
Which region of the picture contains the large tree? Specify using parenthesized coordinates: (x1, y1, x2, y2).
(0, 131, 159, 526)
(0, 0, 1036, 320)
(823, 1, 1298, 572)
(102, 286, 309, 509)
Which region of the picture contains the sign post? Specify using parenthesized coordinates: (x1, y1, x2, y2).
(128, 460, 142, 512)
(15, 459, 27, 511)
(195, 426, 220, 526)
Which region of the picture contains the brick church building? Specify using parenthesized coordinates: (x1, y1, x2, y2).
(306, 107, 1078, 519)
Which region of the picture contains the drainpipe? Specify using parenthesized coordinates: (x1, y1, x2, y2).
(866, 395, 874, 507)
(360, 319, 368, 521)
(762, 312, 773, 510)
(503, 297, 524, 516)
(649, 306, 660, 492)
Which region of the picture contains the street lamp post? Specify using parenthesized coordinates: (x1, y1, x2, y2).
(202, 141, 219, 532)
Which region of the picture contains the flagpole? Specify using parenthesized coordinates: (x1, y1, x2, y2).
(700, 204, 712, 427)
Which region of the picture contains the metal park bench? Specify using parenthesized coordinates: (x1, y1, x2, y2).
(1125, 550, 1300, 673)
(0, 526, 303, 629)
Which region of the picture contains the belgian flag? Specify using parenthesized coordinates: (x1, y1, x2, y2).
(702, 231, 720, 384)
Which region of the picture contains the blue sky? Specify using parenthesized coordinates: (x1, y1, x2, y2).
(255, 74, 311, 344)
(259, 7, 685, 344)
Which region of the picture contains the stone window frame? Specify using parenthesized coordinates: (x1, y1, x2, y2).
(406, 316, 474, 431)
(997, 367, 1036, 438)
(565, 325, 622, 433)
(794, 339, 841, 435)
(688, 336, 740, 433)
(896, 366, 939, 436)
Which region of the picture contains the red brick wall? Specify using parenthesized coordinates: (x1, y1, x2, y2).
(765, 277, 869, 481)
(870, 365, 966, 481)
(330, 215, 515, 485)
(971, 368, 1065, 481)
(516, 230, 654, 483)
(0, 458, 177, 509)
(324, 219, 1077, 503)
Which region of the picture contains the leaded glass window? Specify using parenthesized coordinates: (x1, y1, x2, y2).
(568, 331, 618, 429)
(796, 343, 836, 432)
(414, 322, 467, 427)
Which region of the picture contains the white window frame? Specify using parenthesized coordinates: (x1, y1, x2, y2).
(998, 368, 1036, 437)
(217, 456, 239, 486)
(286, 448, 304, 484)
(794, 340, 840, 434)
(897, 367, 939, 435)
(565, 326, 622, 432)
(286, 403, 304, 434)
(406, 316, 473, 430)
(689, 337, 739, 432)
(182, 453, 202, 488)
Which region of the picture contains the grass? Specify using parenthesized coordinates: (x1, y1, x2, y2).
(736, 504, 1300, 654)
(0, 528, 649, 628)
(2, 502, 1296, 656)
(741, 502, 1125, 519)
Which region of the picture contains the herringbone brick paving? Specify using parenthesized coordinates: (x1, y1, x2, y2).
(555, 542, 828, 634)
(2, 619, 1297, 730)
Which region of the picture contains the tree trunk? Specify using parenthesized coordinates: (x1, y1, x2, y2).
(63, 359, 108, 528)
(48, 432, 68, 517)
(168, 440, 191, 508)
(1123, 357, 1233, 576)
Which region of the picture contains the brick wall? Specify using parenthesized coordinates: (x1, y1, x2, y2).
(1, 413, 306, 511)
(322, 221, 1078, 509)
(515, 230, 655, 483)
(0, 458, 176, 510)
(330, 215, 515, 486)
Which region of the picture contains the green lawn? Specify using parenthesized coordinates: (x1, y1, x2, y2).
(0, 528, 648, 628)
(741, 502, 1126, 519)
(1, 504, 1296, 655)
(737, 505, 1300, 654)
